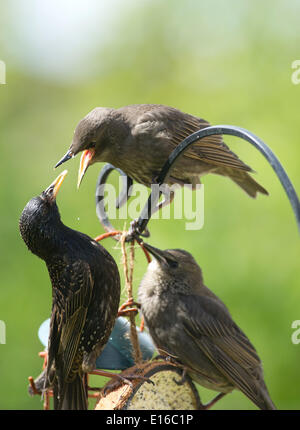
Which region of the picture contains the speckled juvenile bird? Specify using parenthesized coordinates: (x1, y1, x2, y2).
(55, 104, 268, 198)
(138, 244, 276, 410)
(19, 171, 120, 410)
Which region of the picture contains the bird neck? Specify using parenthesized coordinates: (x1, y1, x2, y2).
(139, 265, 178, 296)
(24, 218, 66, 262)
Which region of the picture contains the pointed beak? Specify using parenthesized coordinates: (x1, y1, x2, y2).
(54, 150, 73, 169)
(77, 148, 95, 189)
(142, 243, 167, 264)
(45, 170, 68, 200)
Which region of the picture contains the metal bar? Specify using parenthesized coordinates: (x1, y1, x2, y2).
(136, 125, 300, 234)
(95, 163, 132, 235)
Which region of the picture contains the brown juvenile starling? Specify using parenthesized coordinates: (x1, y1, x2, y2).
(55, 104, 268, 197)
(19, 171, 121, 409)
(138, 244, 276, 410)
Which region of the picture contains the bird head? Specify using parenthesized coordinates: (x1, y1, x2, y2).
(54, 107, 113, 188)
(19, 171, 68, 258)
(40, 169, 68, 205)
(142, 243, 203, 289)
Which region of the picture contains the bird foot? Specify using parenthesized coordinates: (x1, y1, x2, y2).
(28, 376, 41, 396)
(92, 370, 154, 396)
(152, 354, 187, 385)
(152, 354, 182, 366)
(152, 354, 167, 361)
(28, 374, 52, 409)
(126, 219, 150, 242)
(173, 368, 187, 386)
(39, 350, 48, 369)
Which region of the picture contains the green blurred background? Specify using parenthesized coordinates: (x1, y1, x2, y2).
(0, 0, 299, 410)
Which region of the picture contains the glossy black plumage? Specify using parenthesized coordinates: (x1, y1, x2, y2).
(19, 172, 120, 409)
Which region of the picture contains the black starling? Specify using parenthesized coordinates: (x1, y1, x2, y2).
(138, 244, 276, 410)
(19, 171, 121, 409)
(55, 104, 268, 197)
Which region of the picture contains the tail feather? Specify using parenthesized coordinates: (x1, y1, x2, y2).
(261, 397, 277, 410)
(214, 167, 268, 198)
(252, 386, 276, 410)
(54, 374, 88, 410)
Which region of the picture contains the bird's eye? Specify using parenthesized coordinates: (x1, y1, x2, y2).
(89, 142, 96, 149)
(44, 186, 54, 196)
(167, 259, 178, 269)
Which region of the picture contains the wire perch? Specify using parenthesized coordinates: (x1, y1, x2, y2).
(95, 163, 133, 235)
(120, 234, 143, 364)
(95, 125, 300, 236)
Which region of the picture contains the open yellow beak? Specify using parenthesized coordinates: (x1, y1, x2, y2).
(77, 149, 95, 189)
(46, 170, 68, 199)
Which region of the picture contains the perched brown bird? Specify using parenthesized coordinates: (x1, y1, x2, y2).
(138, 244, 276, 410)
(19, 171, 121, 409)
(55, 104, 268, 197)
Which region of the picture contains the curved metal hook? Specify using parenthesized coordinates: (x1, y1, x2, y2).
(95, 126, 300, 239)
(135, 125, 300, 235)
(95, 163, 132, 235)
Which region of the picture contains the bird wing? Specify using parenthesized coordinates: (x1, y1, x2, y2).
(133, 105, 251, 171)
(48, 260, 93, 381)
(178, 294, 269, 407)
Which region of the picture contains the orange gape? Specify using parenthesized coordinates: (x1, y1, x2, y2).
(77, 148, 95, 188)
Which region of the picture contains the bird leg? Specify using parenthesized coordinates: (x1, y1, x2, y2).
(28, 354, 49, 396)
(200, 392, 227, 410)
(152, 352, 182, 366)
(28, 376, 40, 395)
(151, 353, 226, 409)
(173, 368, 188, 386)
(39, 350, 48, 369)
(90, 369, 154, 396)
(153, 354, 188, 386)
(28, 374, 52, 410)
